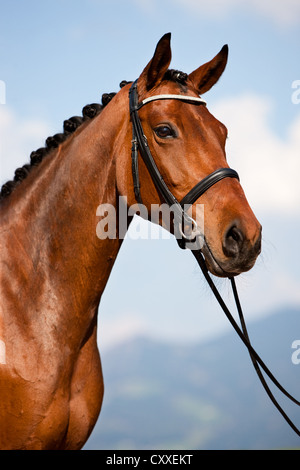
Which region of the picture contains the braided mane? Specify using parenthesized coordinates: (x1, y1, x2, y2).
(0, 82, 130, 201)
(0, 70, 186, 201)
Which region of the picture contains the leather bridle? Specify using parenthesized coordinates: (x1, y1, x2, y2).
(129, 79, 239, 246)
(128, 80, 300, 437)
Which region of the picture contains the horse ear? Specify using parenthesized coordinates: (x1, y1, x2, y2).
(138, 33, 172, 93)
(189, 45, 228, 95)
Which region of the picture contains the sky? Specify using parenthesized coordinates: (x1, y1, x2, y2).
(0, 0, 299, 352)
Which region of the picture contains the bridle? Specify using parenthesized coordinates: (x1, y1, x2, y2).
(129, 80, 300, 437)
(129, 79, 239, 245)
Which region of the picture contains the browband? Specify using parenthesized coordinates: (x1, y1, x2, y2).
(137, 94, 207, 109)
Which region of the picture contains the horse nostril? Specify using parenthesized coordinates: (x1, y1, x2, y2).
(255, 228, 262, 255)
(223, 225, 244, 258)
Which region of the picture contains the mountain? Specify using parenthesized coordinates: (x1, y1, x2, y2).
(84, 307, 300, 450)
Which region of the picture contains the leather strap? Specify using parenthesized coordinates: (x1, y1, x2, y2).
(138, 94, 206, 108)
(193, 249, 300, 436)
(180, 168, 239, 207)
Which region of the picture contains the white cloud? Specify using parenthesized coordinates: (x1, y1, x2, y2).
(211, 93, 300, 215)
(98, 313, 149, 351)
(173, 0, 300, 28)
(250, 0, 300, 28)
(132, 0, 154, 14)
(0, 106, 51, 185)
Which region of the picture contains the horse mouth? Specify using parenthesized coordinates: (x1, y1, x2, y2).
(200, 237, 258, 278)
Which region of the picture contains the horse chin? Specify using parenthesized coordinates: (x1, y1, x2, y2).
(200, 244, 229, 277)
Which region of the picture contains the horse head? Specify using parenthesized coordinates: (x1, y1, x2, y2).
(117, 33, 261, 277)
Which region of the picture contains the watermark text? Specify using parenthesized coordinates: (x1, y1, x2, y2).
(291, 340, 300, 365)
(291, 80, 300, 104)
(0, 80, 6, 105)
(96, 196, 204, 249)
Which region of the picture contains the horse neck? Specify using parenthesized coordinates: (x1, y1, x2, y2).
(1, 94, 129, 334)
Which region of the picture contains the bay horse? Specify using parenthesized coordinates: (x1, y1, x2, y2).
(0, 34, 261, 450)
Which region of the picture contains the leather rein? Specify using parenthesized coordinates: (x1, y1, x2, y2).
(129, 80, 300, 437)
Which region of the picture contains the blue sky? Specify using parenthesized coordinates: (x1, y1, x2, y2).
(0, 0, 299, 350)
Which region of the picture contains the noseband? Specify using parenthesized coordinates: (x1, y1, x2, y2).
(129, 80, 239, 246)
(128, 80, 300, 437)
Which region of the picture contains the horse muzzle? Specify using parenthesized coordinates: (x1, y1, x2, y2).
(201, 222, 262, 277)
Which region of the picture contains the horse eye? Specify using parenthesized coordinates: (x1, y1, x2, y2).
(154, 125, 175, 139)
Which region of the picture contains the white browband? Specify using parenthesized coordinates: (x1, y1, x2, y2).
(139, 94, 207, 108)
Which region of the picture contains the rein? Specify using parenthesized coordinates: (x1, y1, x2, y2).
(129, 81, 300, 437)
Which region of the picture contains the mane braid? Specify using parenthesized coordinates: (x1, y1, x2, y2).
(0, 82, 132, 202)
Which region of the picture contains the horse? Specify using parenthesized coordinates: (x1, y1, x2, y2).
(0, 33, 261, 450)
